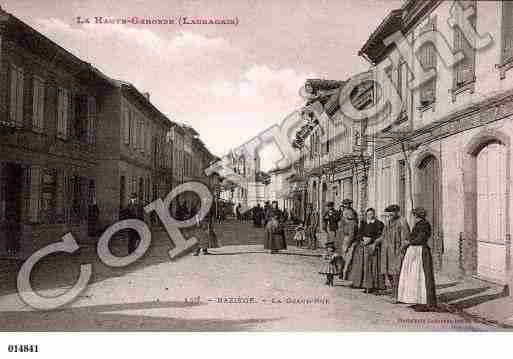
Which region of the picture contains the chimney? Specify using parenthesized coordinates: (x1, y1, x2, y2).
(143, 92, 150, 101)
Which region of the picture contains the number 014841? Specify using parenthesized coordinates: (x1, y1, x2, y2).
(7, 345, 39, 353)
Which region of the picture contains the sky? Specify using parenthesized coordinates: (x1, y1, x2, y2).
(1, 0, 403, 170)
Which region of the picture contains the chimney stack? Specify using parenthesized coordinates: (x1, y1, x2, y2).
(143, 92, 150, 101)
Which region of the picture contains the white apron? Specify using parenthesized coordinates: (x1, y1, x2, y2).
(397, 246, 427, 304)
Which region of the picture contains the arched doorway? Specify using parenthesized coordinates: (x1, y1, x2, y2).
(416, 155, 443, 271)
(476, 141, 508, 282)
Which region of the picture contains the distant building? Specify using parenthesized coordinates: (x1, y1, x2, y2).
(94, 80, 173, 229)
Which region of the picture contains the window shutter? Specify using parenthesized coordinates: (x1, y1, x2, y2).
(123, 107, 130, 144)
(141, 121, 146, 153)
(0, 164, 5, 222)
(32, 76, 45, 132)
(87, 96, 97, 144)
(454, 1, 476, 86)
(67, 91, 73, 139)
(39, 79, 45, 130)
(57, 88, 69, 139)
(131, 111, 137, 148)
(57, 88, 62, 136)
(503, 1, 513, 60)
(397, 63, 402, 99)
(29, 165, 41, 223)
(16, 68, 24, 128)
(454, 27, 463, 85)
(9, 65, 17, 123)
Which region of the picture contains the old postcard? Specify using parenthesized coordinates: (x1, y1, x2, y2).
(1, 0, 513, 340)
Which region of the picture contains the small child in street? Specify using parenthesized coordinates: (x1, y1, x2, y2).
(318, 241, 340, 286)
(294, 223, 306, 247)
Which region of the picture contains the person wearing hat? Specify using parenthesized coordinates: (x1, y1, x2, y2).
(305, 203, 319, 250)
(349, 207, 384, 293)
(120, 192, 144, 254)
(397, 207, 437, 311)
(323, 201, 340, 244)
(264, 204, 287, 254)
(374, 204, 410, 301)
(336, 201, 359, 280)
(338, 199, 357, 221)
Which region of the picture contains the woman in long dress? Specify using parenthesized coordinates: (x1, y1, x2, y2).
(349, 208, 384, 293)
(397, 207, 437, 311)
(264, 204, 287, 253)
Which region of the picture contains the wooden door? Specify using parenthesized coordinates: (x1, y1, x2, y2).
(476, 142, 507, 283)
(418, 156, 442, 270)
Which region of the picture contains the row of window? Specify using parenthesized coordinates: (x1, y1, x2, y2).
(122, 101, 153, 154)
(23, 166, 93, 224)
(8, 64, 97, 144)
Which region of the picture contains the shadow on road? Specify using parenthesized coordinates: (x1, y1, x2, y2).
(0, 299, 281, 331)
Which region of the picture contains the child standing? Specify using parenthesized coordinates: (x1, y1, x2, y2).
(294, 223, 306, 247)
(318, 242, 340, 286)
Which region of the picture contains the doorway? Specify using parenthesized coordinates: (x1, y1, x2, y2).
(1, 163, 23, 254)
(476, 141, 507, 282)
(417, 155, 443, 271)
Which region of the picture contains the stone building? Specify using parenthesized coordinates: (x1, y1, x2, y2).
(94, 80, 173, 230)
(359, 0, 513, 289)
(291, 78, 373, 233)
(0, 8, 110, 256)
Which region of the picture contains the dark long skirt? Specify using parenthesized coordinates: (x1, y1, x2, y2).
(264, 231, 287, 250)
(349, 243, 384, 289)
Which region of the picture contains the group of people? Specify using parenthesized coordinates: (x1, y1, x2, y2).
(293, 203, 321, 250)
(249, 201, 290, 229)
(317, 200, 437, 312)
(119, 192, 219, 256)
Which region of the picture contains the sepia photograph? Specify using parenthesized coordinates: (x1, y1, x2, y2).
(1, 1, 513, 350)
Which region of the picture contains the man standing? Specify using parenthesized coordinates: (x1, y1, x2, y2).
(323, 201, 340, 244)
(305, 204, 319, 250)
(121, 193, 144, 254)
(338, 199, 357, 222)
(375, 204, 410, 301)
(336, 202, 359, 280)
(88, 197, 99, 237)
(235, 203, 242, 221)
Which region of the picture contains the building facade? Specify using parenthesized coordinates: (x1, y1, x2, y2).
(0, 7, 216, 259)
(359, 0, 513, 289)
(95, 81, 173, 230)
(0, 9, 108, 256)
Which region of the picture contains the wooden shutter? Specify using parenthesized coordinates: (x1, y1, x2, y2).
(503, 1, 513, 61)
(419, 17, 436, 104)
(57, 88, 62, 136)
(454, 1, 476, 87)
(0, 164, 5, 222)
(16, 68, 24, 127)
(131, 111, 137, 148)
(32, 76, 45, 132)
(123, 106, 130, 144)
(87, 96, 97, 144)
(141, 121, 146, 153)
(9, 65, 17, 123)
(29, 165, 41, 223)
